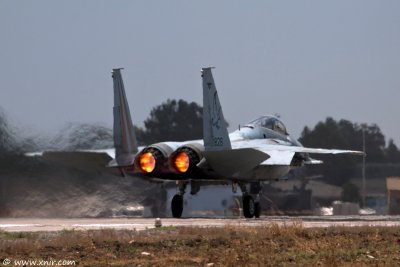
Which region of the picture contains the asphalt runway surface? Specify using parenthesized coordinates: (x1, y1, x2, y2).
(1, 216, 400, 232)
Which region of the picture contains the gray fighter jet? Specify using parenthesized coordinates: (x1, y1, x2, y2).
(29, 68, 363, 218)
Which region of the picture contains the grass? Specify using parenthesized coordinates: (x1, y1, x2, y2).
(0, 230, 35, 240)
(0, 224, 400, 266)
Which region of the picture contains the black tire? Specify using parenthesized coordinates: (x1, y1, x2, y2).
(171, 194, 183, 218)
(243, 195, 255, 218)
(254, 202, 261, 218)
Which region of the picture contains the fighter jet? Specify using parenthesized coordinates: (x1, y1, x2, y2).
(30, 67, 363, 218)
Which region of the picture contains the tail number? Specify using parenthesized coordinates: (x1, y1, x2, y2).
(213, 137, 223, 146)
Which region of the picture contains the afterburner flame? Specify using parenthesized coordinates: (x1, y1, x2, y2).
(174, 152, 190, 173)
(139, 152, 156, 173)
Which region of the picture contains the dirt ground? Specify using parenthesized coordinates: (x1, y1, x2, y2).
(1, 224, 400, 266)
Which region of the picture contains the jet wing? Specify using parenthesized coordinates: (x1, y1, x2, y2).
(25, 146, 149, 172)
(255, 144, 364, 155)
(25, 149, 113, 172)
(25, 148, 116, 159)
(253, 144, 364, 165)
(39, 151, 114, 173)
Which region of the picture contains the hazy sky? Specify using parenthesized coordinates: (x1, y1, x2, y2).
(1, 1, 399, 146)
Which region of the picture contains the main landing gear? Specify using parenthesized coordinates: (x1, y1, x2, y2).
(171, 180, 263, 219)
(171, 181, 187, 218)
(238, 182, 263, 218)
(171, 194, 183, 218)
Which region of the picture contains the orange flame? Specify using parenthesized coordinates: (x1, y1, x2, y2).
(139, 152, 156, 173)
(173, 152, 190, 173)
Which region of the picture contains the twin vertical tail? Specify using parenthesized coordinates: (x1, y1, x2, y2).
(202, 67, 231, 151)
(201, 68, 267, 177)
(111, 68, 138, 166)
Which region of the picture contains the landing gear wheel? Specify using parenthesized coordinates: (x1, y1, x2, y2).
(171, 194, 183, 218)
(254, 202, 261, 218)
(243, 195, 255, 218)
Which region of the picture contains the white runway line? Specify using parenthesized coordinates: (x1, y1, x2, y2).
(1, 217, 400, 232)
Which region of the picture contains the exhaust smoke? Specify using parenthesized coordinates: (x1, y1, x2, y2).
(0, 110, 165, 218)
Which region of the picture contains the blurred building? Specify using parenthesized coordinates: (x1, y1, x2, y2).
(386, 177, 400, 215)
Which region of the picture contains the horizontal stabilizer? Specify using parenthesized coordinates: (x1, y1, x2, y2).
(202, 148, 270, 177)
(106, 153, 136, 168)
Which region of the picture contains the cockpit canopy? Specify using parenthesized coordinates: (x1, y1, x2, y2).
(246, 116, 288, 135)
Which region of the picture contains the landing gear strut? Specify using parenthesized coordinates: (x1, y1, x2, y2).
(171, 181, 187, 218)
(254, 202, 261, 218)
(239, 182, 263, 218)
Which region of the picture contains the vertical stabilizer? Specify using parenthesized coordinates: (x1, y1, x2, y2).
(202, 67, 231, 151)
(112, 68, 138, 163)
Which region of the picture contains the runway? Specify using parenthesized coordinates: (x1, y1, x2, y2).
(1, 216, 400, 232)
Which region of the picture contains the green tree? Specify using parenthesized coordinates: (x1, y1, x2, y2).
(299, 117, 388, 186)
(0, 110, 19, 155)
(136, 99, 204, 145)
(341, 182, 361, 204)
(385, 139, 400, 163)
